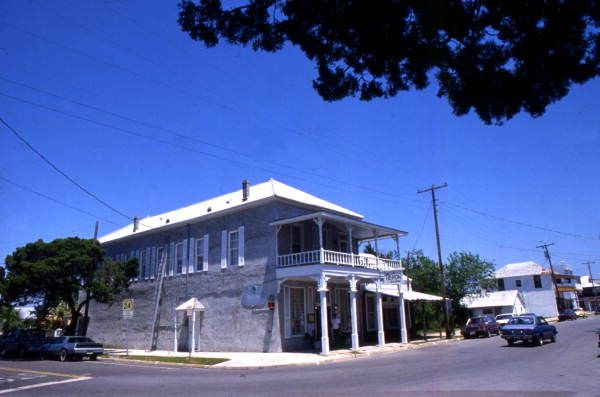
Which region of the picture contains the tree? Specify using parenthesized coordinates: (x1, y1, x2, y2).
(444, 251, 495, 325)
(1, 238, 138, 335)
(404, 250, 440, 294)
(178, 1, 600, 124)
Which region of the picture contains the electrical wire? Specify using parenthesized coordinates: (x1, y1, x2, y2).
(0, 116, 132, 221)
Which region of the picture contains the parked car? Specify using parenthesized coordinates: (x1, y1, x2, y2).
(41, 336, 104, 362)
(495, 314, 514, 327)
(0, 329, 49, 358)
(595, 306, 600, 315)
(460, 316, 500, 338)
(574, 308, 587, 318)
(500, 315, 557, 346)
(558, 309, 578, 321)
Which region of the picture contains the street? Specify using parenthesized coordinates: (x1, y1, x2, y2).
(0, 316, 598, 397)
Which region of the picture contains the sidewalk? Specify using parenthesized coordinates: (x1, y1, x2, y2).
(105, 335, 462, 369)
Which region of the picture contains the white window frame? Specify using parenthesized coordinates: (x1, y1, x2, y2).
(175, 242, 184, 274)
(140, 249, 147, 280)
(195, 237, 205, 272)
(365, 294, 376, 331)
(156, 246, 165, 278)
(290, 224, 304, 253)
(229, 230, 239, 267)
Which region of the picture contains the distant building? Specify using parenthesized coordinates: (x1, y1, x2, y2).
(461, 290, 526, 317)
(493, 261, 580, 318)
(578, 275, 600, 311)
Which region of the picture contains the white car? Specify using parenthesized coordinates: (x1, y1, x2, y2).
(495, 314, 514, 326)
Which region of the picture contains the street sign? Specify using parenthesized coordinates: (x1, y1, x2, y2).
(384, 271, 403, 283)
(122, 299, 134, 319)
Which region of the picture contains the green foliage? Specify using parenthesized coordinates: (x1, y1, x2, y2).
(178, 1, 600, 124)
(362, 243, 393, 259)
(404, 250, 440, 295)
(2, 237, 138, 335)
(0, 306, 23, 334)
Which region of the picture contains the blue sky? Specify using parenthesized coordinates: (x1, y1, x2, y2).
(1, 0, 599, 278)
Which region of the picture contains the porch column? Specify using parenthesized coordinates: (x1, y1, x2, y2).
(315, 218, 325, 264)
(275, 225, 281, 266)
(376, 279, 385, 347)
(318, 274, 329, 355)
(395, 234, 408, 344)
(348, 275, 359, 351)
(191, 310, 196, 352)
(374, 229, 380, 270)
(173, 313, 178, 352)
(346, 225, 354, 266)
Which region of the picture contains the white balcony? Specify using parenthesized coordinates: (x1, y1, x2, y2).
(276, 249, 402, 271)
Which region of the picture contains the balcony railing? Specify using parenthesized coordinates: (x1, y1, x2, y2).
(276, 249, 402, 271)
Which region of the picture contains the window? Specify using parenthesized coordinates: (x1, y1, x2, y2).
(140, 250, 147, 279)
(497, 278, 505, 291)
(290, 225, 303, 253)
(339, 234, 349, 253)
(289, 287, 306, 336)
(195, 238, 205, 272)
(365, 295, 376, 331)
(515, 279, 522, 288)
(533, 275, 542, 289)
(229, 230, 239, 267)
(156, 246, 165, 277)
(175, 243, 184, 274)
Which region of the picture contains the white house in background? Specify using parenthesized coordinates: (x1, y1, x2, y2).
(578, 275, 600, 311)
(494, 261, 558, 318)
(461, 290, 527, 317)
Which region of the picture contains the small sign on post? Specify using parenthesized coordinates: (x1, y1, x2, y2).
(122, 299, 134, 357)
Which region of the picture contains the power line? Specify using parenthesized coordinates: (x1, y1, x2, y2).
(443, 201, 599, 242)
(0, 175, 122, 226)
(0, 116, 132, 221)
(0, 90, 428, 210)
(0, 75, 423, 206)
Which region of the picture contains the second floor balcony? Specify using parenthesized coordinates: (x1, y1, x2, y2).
(271, 211, 406, 273)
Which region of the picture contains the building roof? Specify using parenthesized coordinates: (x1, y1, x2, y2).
(580, 275, 600, 288)
(461, 290, 523, 309)
(99, 179, 363, 244)
(494, 261, 545, 278)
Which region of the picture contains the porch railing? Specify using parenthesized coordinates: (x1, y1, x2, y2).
(276, 249, 402, 271)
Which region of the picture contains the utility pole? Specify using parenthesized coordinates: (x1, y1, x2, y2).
(417, 183, 451, 339)
(93, 220, 99, 240)
(584, 261, 597, 309)
(537, 242, 560, 310)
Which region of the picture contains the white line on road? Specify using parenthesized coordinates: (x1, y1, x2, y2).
(0, 376, 91, 394)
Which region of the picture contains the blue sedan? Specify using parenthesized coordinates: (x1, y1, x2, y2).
(41, 336, 104, 362)
(500, 315, 557, 346)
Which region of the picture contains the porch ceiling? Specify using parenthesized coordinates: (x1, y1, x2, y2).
(269, 211, 407, 240)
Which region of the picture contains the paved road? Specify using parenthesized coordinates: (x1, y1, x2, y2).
(1, 316, 598, 396)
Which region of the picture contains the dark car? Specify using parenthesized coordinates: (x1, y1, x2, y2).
(41, 336, 104, 362)
(558, 309, 577, 321)
(461, 316, 500, 338)
(0, 329, 49, 358)
(500, 315, 557, 346)
(594, 306, 600, 315)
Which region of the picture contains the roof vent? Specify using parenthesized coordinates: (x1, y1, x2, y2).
(242, 180, 250, 201)
(133, 216, 139, 232)
(207, 207, 212, 213)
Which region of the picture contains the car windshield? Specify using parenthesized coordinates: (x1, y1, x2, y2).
(508, 316, 534, 325)
(468, 317, 485, 324)
(496, 315, 512, 320)
(67, 337, 93, 343)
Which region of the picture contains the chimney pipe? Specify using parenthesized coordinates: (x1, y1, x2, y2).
(242, 180, 249, 201)
(133, 216, 139, 232)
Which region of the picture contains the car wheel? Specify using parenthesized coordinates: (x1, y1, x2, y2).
(486, 329, 491, 338)
(534, 336, 543, 346)
(90, 354, 97, 361)
(59, 349, 68, 362)
(550, 333, 556, 343)
(507, 340, 514, 346)
(0, 348, 7, 359)
(17, 347, 25, 359)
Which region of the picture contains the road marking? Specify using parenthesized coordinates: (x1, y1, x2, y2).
(0, 376, 91, 394)
(0, 366, 82, 379)
(92, 360, 179, 370)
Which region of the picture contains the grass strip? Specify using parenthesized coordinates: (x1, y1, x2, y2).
(116, 355, 229, 366)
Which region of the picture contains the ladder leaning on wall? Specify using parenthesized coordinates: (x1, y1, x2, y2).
(149, 250, 167, 351)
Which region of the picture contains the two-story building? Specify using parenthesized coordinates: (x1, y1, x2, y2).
(88, 179, 410, 354)
(494, 261, 557, 318)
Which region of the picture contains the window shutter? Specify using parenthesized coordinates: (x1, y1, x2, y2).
(220, 230, 227, 269)
(150, 247, 156, 278)
(203, 233, 209, 272)
(238, 225, 245, 267)
(145, 247, 151, 279)
(169, 242, 175, 276)
(182, 239, 188, 275)
(188, 238, 195, 274)
(134, 250, 140, 281)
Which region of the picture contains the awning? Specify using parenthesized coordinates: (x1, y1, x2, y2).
(175, 297, 205, 312)
(364, 284, 443, 301)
